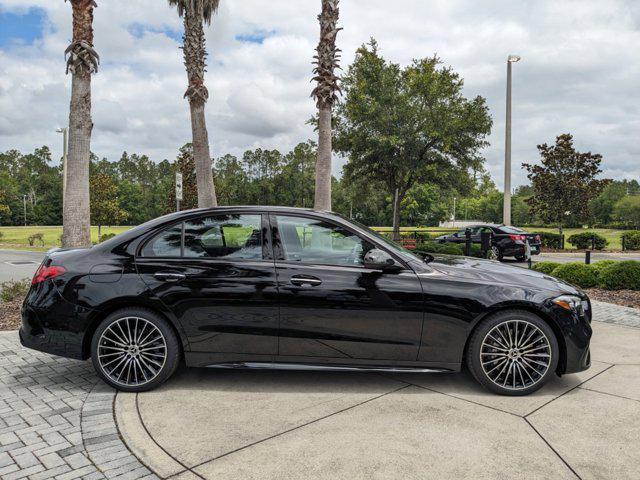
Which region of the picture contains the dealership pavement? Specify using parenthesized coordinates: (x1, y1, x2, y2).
(1, 302, 639, 480)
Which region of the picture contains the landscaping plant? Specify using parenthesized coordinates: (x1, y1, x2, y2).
(621, 231, 640, 250)
(532, 261, 562, 275)
(597, 261, 640, 291)
(567, 232, 608, 250)
(550, 263, 598, 288)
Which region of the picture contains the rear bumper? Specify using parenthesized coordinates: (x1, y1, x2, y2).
(20, 282, 94, 360)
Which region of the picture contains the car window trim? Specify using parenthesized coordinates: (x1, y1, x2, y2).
(268, 212, 411, 270)
(136, 211, 271, 262)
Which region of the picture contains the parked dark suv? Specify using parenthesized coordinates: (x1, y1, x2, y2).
(21, 207, 590, 395)
(436, 224, 541, 261)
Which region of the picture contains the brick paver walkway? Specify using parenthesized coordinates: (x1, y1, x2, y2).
(0, 300, 637, 479)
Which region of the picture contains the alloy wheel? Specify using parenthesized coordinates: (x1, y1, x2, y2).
(97, 317, 167, 387)
(480, 320, 551, 391)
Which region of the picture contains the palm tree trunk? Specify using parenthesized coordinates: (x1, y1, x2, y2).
(62, 74, 92, 248)
(314, 105, 332, 211)
(182, 10, 217, 208)
(62, 1, 97, 248)
(189, 101, 217, 207)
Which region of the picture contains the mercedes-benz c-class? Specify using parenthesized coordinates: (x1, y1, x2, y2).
(20, 207, 592, 395)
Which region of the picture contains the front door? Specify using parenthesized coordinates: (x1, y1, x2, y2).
(135, 212, 279, 357)
(271, 214, 424, 362)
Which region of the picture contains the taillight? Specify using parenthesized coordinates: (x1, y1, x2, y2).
(32, 265, 66, 285)
(508, 234, 527, 242)
(521, 235, 527, 241)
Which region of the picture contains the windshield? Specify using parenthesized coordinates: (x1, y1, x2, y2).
(499, 226, 524, 234)
(340, 216, 425, 263)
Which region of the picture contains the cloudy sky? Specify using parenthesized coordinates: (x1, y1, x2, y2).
(0, 0, 638, 188)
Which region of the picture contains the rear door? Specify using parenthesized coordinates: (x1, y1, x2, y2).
(135, 212, 279, 356)
(271, 213, 424, 362)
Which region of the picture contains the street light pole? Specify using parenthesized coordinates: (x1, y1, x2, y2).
(503, 55, 521, 226)
(56, 127, 68, 210)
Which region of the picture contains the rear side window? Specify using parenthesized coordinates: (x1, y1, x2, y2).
(141, 224, 183, 257)
(184, 215, 262, 260)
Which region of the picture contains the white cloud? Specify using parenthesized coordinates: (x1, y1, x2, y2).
(0, 0, 638, 188)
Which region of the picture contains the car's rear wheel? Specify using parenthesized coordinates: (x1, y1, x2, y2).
(488, 246, 502, 260)
(514, 253, 526, 262)
(466, 310, 559, 396)
(91, 308, 180, 392)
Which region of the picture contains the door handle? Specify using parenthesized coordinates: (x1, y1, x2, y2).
(290, 275, 322, 286)
(154, 272, 186, 282)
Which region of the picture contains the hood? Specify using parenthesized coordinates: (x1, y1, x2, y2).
(422, 255, 583, 297)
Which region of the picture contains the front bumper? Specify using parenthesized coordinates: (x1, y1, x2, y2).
(547, 299, 592, 374)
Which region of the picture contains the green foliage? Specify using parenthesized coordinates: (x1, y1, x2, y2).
(590, 181, 629, 225)
(613, 196, 640, 229)
(567, 232, 608, 250)
(99, 233, 116, 242)
(0, 231, 4, 241)
(532, 262, 562, 275)
(597, 261, 640, 291)
(550, 263, 598, 288)
(27, 233, 44, 247)
(417, 241, 464, 256)
(622, 231, 640, 250)
(533, 231, 563, 249)
(334, 39, 492, 234)
(0, 279, 30, 303)
(90, 172, 128, 236)
(591, 260, 617, 274)
(523, 134, 608, 228)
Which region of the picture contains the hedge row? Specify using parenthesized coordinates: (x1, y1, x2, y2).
(532, 260, 640, 290)
(416, 241, 483, 258)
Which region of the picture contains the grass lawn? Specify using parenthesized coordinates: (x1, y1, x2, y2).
(0, 226, 132, 249)
(530, 227, 625, 250)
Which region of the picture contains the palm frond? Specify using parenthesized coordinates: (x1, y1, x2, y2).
(167, 0, 221, 24)
(312, 0, 342, 108)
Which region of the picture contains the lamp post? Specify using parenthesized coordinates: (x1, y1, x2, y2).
(503, 54, 521, 226)
(56, 127, 68, 210)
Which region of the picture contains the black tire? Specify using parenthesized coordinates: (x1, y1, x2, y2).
(489, 246, 503, 261)
(466, 310, 559, 396)
(514, 253, 526, 262)
(91, 307, 181, 392)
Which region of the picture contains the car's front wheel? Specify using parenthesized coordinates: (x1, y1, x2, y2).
(91, 308, 180, 392)
(466, 310, 559, 396)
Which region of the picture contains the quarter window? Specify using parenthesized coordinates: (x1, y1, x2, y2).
(275, 215, 373, 266)
(183, 215, 262, 260)
(141, 224, 183, 257)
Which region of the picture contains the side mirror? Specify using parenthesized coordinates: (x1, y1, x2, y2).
(364, 249, 401, 271)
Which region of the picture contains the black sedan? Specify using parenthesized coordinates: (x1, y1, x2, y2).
(20, 207, 591, 396)
(436, 224, 542, 261)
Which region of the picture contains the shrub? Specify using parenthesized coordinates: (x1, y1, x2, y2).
(550, 263, 598, 288)
(597, 261, 640, 291)
(0, 279, 30, 303)
(415, 232, 434, 242)
(27, 233, 44, 247)
(567, 232, 608, 250)
(417, 241, 464, 256)
(100, 233, 116, 242)
(591, 260, 617, 275)
(533, 232, 563, 249)
(622, 231, 640, 251)
(532, 261, 562, 275)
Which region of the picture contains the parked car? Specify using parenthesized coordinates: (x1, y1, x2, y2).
(20, 207, 591, 396)
(436, 224, 542, 261)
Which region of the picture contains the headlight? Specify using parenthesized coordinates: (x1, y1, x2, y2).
(553, 295, 583, 313)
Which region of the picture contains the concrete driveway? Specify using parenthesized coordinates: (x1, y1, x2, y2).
(113, 316, 640, 480)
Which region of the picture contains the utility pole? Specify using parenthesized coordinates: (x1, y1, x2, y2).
(503, 55, 521, 226)
(23, 194, 27, 226)
(56, 128, 68, 209)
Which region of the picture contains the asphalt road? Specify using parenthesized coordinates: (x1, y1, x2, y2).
(0, 249, 45, 283)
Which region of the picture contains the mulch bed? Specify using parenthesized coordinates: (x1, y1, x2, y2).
(0, 297, 23, 331)
(585, 289, 640, 309)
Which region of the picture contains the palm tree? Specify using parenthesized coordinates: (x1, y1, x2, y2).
(62, 0, 99, 247)
(312, 0, 341, 211)
(168, 0, 219, 208)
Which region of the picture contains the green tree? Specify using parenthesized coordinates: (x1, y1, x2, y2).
(335, 40, 492, 239)
(165, 144, 199, 213)
(90, 172, 127, 240)
(590, 181, 630, 225)
(523, 134, 608, 230)
(613, 196, 640, 228)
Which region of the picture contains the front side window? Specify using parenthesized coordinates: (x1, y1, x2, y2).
(141, 224, 183, 257)
(275, 215, 373, 266)
(184, 215, 262, 260)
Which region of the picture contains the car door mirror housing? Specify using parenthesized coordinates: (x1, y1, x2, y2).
(363, 249, 402, 271)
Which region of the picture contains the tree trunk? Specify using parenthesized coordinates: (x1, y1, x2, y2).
(392, 189, 402, 242)
(314, 105, 332, 211)
(190, 101, 217, 208)
(62, 72, 92, 248)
